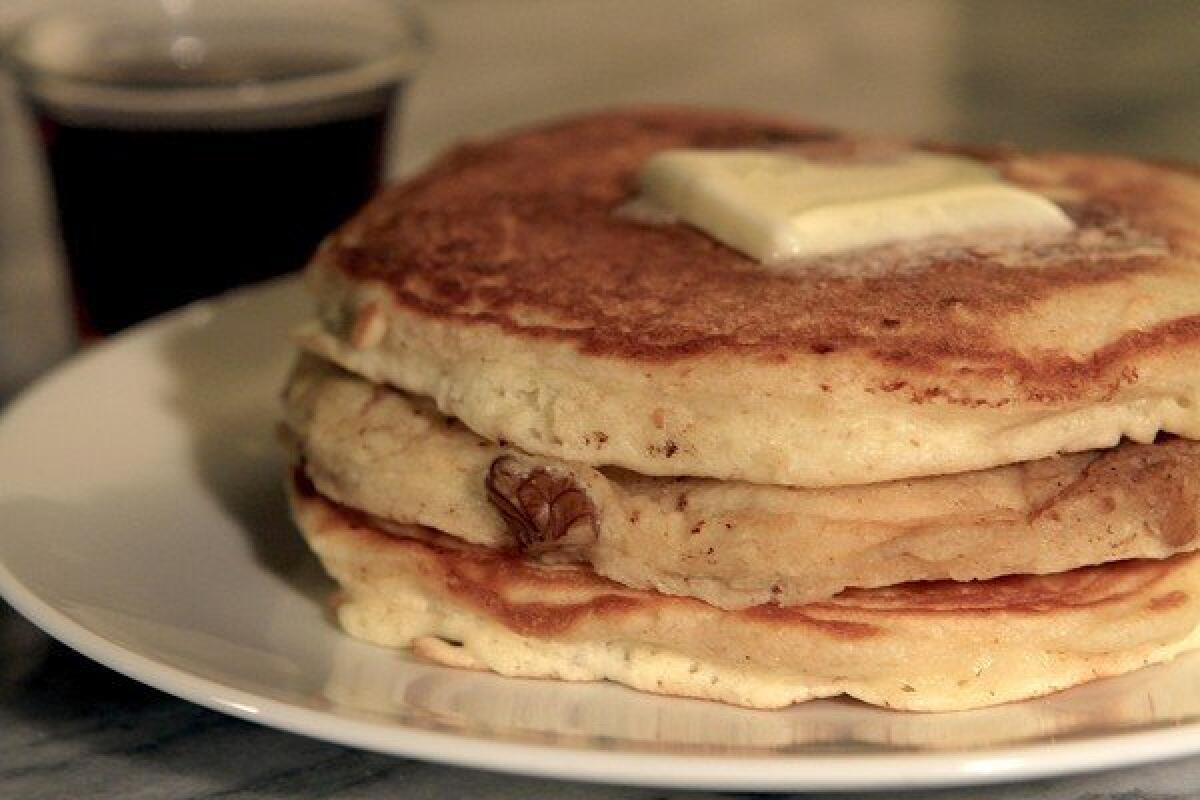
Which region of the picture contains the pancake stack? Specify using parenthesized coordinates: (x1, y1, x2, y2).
(283, 108, 1200, 711)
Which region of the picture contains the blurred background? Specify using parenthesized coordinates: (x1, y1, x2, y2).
(2, 0, 1198, 399)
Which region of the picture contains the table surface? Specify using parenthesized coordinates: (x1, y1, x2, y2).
(3, 1, 1200, 797)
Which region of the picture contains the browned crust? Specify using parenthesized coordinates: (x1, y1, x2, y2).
(1031, 435, 1200, 550)
(294, 471, 1183, 640)
(321, 107, 1200, 404)
(821, 563, 1169, 614)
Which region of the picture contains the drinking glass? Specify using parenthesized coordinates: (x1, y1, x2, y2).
(4, 0, 427, 336)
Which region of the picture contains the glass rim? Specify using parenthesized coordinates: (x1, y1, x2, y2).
(2, 1, 430, 119)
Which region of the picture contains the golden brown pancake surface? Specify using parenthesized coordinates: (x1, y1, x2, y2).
(326, 109, 1195, 370)
(302, 107, 1200, 486)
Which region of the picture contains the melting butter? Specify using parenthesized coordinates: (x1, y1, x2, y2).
(637, 149, 1074, 263)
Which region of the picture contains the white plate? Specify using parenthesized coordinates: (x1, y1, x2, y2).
(3, 278, 1200, 792)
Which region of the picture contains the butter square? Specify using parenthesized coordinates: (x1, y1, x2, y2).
(638, 150, 1073, 263)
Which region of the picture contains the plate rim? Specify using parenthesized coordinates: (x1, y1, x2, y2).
(3, 279, 1200, 791)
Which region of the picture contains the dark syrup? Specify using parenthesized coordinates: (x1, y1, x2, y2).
(33, 58, 396, 336)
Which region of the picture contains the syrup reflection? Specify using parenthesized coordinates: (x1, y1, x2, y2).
(320, 634, 1200, 755)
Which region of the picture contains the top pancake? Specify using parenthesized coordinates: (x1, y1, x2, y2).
(302, 107, 1200, 486)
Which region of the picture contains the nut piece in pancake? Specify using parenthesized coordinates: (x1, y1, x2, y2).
(485, 455, 597, 558)
(283, 356, 1200, 608)
(299, 106, 1200, 487)
(288, 475, 1200, 712)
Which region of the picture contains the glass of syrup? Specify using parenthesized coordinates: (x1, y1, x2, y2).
(4, 0, 427, 338)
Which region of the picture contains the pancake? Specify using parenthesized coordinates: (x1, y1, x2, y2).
(298, 106, 1200, 487)
(288, 473, 1200, 712)
(284, 355, 1200, 608)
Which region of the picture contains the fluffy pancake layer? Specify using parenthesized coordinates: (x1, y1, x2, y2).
(289, 475, 1200, 711)
(284, 356, 1200, 608)
(301, 107, 1200, 487)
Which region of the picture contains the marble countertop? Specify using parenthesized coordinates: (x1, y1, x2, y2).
(2, 1, 1200, 796)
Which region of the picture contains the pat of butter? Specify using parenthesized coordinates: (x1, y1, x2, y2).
(637, 150, 1074, 262)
